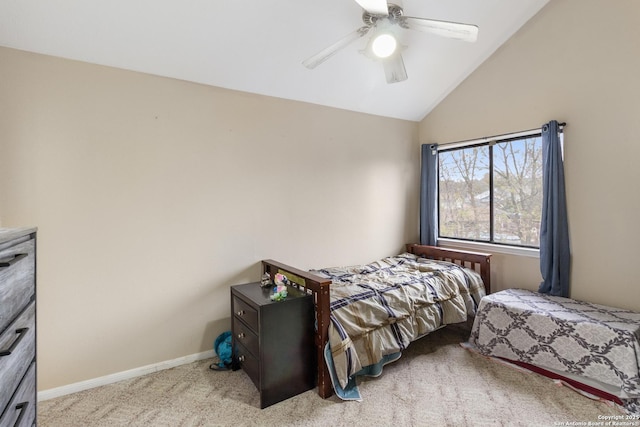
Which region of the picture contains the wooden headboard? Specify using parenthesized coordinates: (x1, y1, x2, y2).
(406, 244, 492, 294)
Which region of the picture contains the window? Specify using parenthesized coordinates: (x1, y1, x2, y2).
(438, 134, 543, 248)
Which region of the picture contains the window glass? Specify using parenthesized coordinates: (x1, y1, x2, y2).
(438, 145, 490, 241)
(493, 137, 543, 247)
(438, 135, 543, 248)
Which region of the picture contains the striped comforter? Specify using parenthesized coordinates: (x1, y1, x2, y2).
(313, 252, 486, 389)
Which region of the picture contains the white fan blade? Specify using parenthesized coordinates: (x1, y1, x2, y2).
(383, 53, 407, 84)
(302, 26, 371, 69)
(353, 0, 388, 15)
(403, 17, 479, 42)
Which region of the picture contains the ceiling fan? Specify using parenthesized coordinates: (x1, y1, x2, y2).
(302, 0, 479, 84)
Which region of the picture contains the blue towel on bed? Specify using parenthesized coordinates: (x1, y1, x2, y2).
(324, 343, 402, 401)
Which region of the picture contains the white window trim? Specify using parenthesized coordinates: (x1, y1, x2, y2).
(437, 238, 540, 258)
(436, 127, 549, 151)
(437, 125, 565, 151)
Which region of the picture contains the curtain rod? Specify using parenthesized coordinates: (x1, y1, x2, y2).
(435, 122, 566, 151)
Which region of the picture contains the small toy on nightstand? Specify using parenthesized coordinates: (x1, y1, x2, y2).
(270, 273, 289, 301)
(260, 272, 273, 288)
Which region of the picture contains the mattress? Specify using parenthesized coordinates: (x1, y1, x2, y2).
(313, 252, 486, 389)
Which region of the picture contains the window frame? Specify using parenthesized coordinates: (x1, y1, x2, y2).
(436, 131, 544, 251)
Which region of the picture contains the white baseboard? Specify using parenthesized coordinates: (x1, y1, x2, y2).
(37, 349, 215, 402)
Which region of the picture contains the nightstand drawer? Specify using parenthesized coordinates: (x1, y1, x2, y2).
(235, 342, 259, 389)
(0, 362, 35, 427)
(0, 301, 35, 415)
(233, 296, 258, 332)
(233, 316, 258, 358)
(0, 239, 35, 334)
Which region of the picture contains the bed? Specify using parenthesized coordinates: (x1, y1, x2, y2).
(261, 243, 492, 399)
(468, 288, 640, 415)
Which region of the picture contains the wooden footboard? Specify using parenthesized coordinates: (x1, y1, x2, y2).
(262, 244, 492, 400)
(261, 259, 333, 399)
(406, 244, 492, 294)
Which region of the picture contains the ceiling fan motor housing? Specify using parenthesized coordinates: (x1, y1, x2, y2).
(362, 4, 404, 26)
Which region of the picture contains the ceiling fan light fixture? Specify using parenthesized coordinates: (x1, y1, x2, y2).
(301, 1, 479, 84)
(371, 33, 397, 58)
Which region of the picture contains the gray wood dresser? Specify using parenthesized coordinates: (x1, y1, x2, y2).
(0, 227, 37, 427)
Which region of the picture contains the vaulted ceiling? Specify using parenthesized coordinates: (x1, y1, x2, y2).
(0, 0, 549, 121)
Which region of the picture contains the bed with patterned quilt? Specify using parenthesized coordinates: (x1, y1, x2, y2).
(261, 244, 492, 400)
(467, 288, 640, 415)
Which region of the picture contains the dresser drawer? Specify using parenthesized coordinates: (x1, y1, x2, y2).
(233, 296, 258, 332)
(0, 239, 35, 334)
(0, 302, 35, 414)
(233, 316, 259, 358)
(235, 341, 259, 389)
(0, 362, 35, 427)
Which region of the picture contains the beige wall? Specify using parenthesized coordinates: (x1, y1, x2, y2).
(4, 0, 639, 393)
(0, 47, 419, 390)
(420, 0, 640, 310)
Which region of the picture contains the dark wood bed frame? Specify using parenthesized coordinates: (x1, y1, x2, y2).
(261, 243, 492, 399)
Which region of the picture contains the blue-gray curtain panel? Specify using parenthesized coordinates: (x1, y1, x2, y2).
(420, 144, 438, 246)
(538, 120, 571, 297)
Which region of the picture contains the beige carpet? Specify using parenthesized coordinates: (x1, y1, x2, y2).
(38, 327, 625, 426)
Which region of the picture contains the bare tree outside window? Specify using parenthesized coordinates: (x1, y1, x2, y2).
(438, 136, 543, 248)
(439, 145, 489, 240)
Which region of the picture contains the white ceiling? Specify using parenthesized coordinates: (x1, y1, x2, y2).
(0, 0, 549, 122)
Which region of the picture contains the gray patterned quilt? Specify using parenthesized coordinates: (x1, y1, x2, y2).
(469, 288, 640, 401)
(313, 252, 486, 389)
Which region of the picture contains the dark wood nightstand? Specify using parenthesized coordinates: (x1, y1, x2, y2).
(230, 282, 316, 408)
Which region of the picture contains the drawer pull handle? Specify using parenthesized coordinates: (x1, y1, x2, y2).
(14, 402, 29, 426)
(237, 310, 245, 316)
(0, 253, 27, 268)
(237, 332, 245, 339)
(238, 355, 245, 362)
(0, 328, 29, 357)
